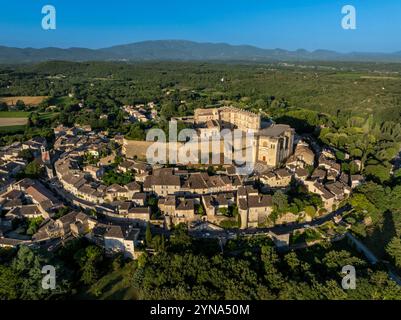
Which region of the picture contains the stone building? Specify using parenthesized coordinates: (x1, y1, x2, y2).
(257, 124, 295, 168)
(194, 106, 261, 131)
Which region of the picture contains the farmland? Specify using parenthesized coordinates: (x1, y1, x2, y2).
(0, 96, 48, 106)
(0, 117, 28, 126)
(0, 111, 31, 118)
(0, 111, 29, 131)
(0, 125, 26, 134)
(0, 111, 57, 136)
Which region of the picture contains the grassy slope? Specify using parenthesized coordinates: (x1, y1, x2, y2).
(74, 264, 138, 300)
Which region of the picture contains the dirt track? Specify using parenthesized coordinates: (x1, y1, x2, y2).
(0, 118, 28, 126)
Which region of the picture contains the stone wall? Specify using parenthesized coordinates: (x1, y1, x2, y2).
(122, 138, 254, 164)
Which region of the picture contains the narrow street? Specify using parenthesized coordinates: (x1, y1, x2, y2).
(189, 204, 351, 240)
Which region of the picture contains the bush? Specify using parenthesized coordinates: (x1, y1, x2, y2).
(219, 219, 239, 229)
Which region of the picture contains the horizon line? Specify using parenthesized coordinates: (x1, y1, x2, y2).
(1, 39, 400, 55)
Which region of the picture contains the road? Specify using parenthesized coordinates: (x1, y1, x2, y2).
(392, 150, 401, 171)
(346, 233, 401, 286)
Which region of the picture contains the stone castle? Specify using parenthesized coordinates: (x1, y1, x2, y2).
(123, 106, 295, 169)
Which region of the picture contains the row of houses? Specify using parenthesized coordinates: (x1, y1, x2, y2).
(122, 102, 158, 123)
(0, 178, 62, 221)
(0, 137, 49, 190)
(54, 156, 143, 204)
(0, 208, 142, 260)
(143, 168, 243, 197)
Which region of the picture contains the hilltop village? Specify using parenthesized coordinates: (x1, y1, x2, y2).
(0, 105, 364, 258)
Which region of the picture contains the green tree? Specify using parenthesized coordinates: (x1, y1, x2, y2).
(304, 206, 316, 219)
(18, 149, 34, 162)
(74, 245, 103, 286)
(0, 101, 8, 111)
(386, 237, 401, 269)
(23, 160, 43, 179)
(364, 164, 391, 184)
(26, 217, 44, 235)
(126, 123, 146, 140)
(145, 223, 152, 247)
(196, 204, 205, 216)
(0, 265, 19, 299)
(272, 191, 289, 213)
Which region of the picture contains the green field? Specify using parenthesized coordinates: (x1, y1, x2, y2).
(0, 112, 58, 136)
(0, 111, 58, 120)
(0, 111, 31, 118)
(0, 125, 26, 134)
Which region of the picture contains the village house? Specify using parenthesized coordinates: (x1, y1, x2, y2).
(350, 175, 365, 188)
(3, 179, 62, 216)
(91, 224, 140, 259)
(115, 201, 132, 215)
(59, 211, 97, 237)
(181, 172, 240, 195)
(132, 192, 147, 206)
(318, 154, 341, 174)
(143, 168, 181, 197)
(118, 160, 136, 173)
(311, 168, 327, 182)
(158, 195, 176, 216)
(32, 211, 97, 244)
(21, 137, 47, 154)
(5, 204, 45, 221)
(304, 180, 336, 211)
(325, 181, 351, 201)
(260, 168, 292, 188)
(0, 238, 30, 249)
(173, 198, 195, 224)
(294, 167, 309, 181)
(238, 193, 273, 229)
(339, 172, 350, 186)
(293, 143, 315, 167)
(77, 184, 104, 204)
(127, 207, 151, 226)
(0, 160, 26, 177)
(83, 165, 105, 180)
(202, 193, 233, 218)
(257, 124, 295, 168)
(159, 196, 196, 226)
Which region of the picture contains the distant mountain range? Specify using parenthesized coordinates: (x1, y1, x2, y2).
(2, 40, 401, 64)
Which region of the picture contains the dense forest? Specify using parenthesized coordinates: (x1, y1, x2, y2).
(1, 60, 401, 122)
(1, 229, 400, 300)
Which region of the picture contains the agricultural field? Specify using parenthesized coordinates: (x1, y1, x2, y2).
(0, 96, 48, 106)
(0, 125, 26, 134)
(0, 111, 57, 136)
(0, 117, 28, 126)
(0, 111, 31, 118)
(0, 111, 29, 132)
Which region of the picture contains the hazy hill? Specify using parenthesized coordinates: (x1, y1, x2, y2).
(1, 40, 401, 63)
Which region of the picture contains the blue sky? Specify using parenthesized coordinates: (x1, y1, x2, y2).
(0, 0, 400, 52)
